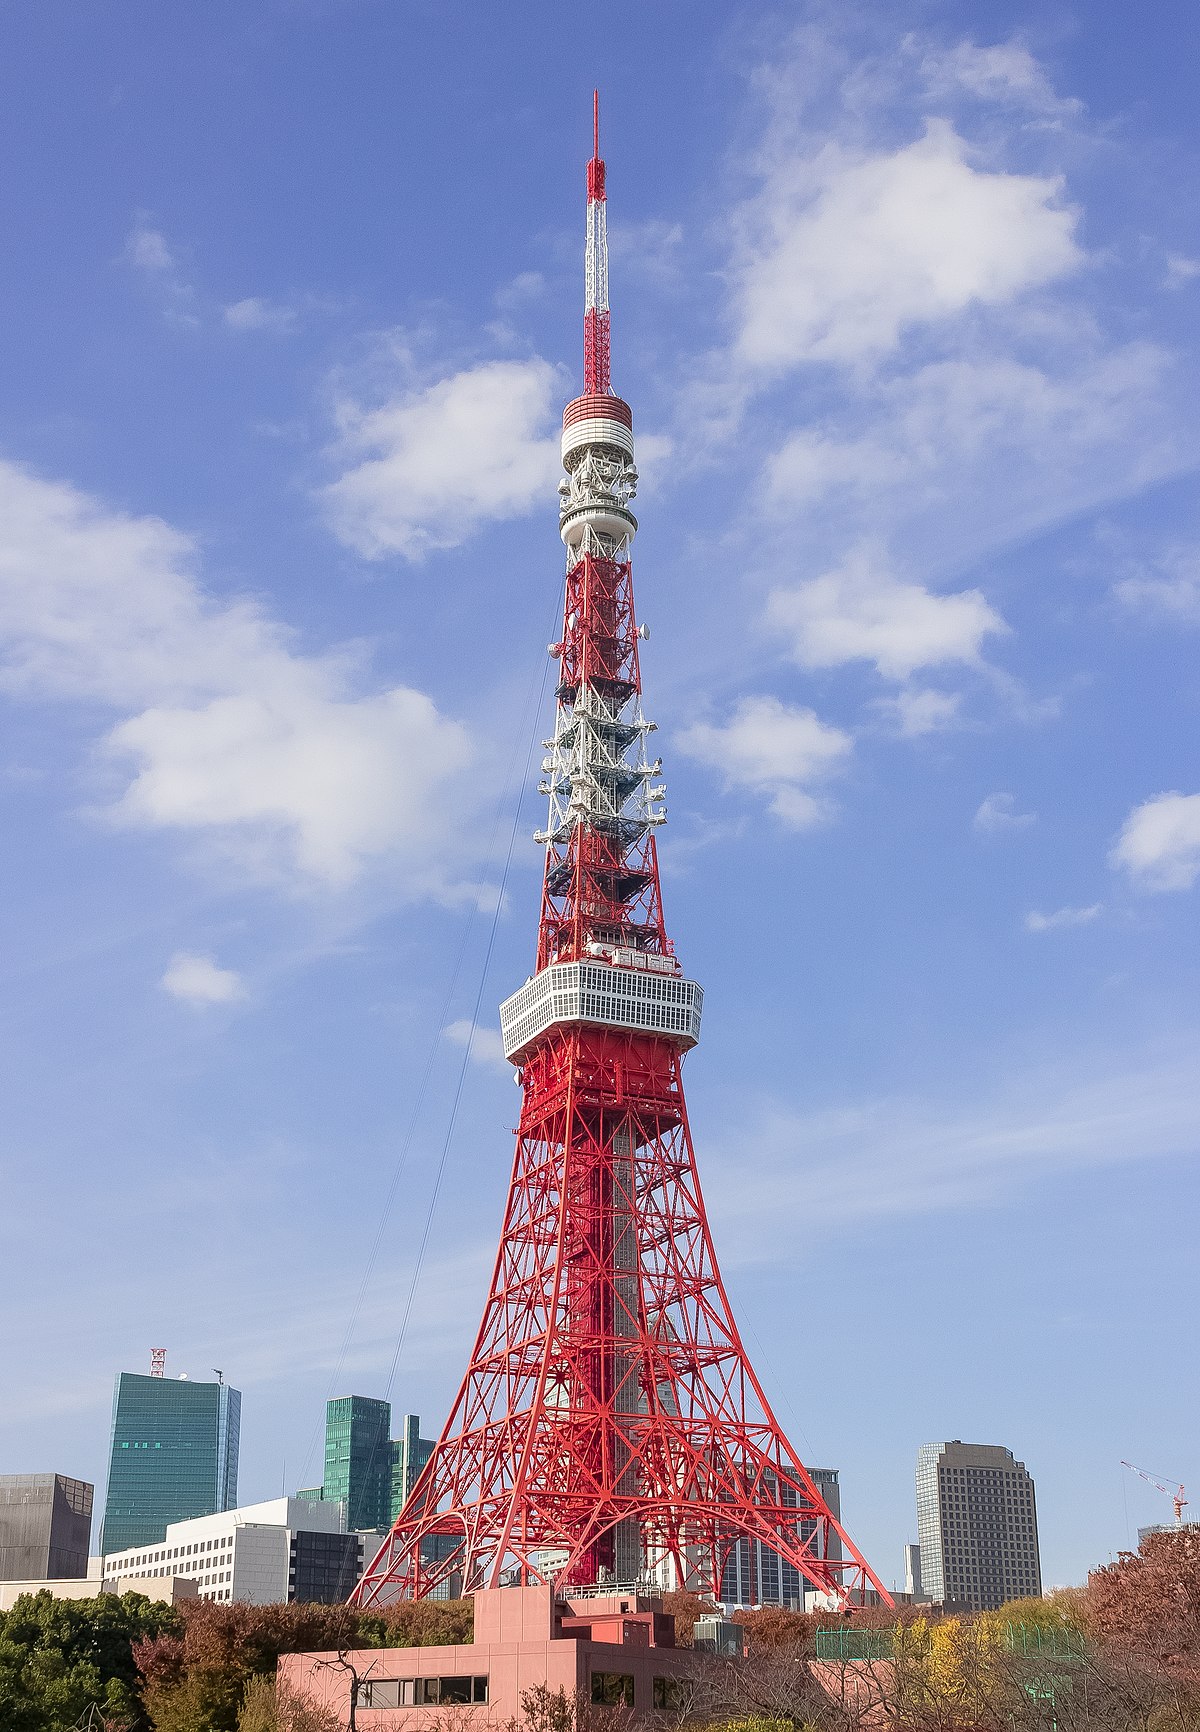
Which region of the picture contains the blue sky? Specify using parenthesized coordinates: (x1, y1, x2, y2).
(1, 0, 1198, 1593)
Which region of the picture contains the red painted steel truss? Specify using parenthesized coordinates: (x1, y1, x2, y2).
(352, 109, 889, 1614)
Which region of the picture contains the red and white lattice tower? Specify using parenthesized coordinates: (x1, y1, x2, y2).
(354, 99, 889, 1611)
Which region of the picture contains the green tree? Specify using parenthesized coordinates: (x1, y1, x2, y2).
(0, 1590, 179, 1732)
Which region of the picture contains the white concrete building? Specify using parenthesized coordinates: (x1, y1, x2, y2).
(103, 1495, 380, 1606)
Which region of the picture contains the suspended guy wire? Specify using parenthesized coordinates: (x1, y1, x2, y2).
(296, 613, 555, 1494)
(382, 642, 555, 1406)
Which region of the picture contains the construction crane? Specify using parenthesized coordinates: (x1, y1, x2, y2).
(1121, 1460, 1188, 1527)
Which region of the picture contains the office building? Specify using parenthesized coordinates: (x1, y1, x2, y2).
(322, 1396, 392, 1532)
(391, 1413, 435, 1522)
(103, 1496, 381, 1606)
(0, 1474, 93, 1581)
(720, 1468, 842, 1608)
(100, 1372, 240, 1553)
(915, 1441, 1042, 1611)
(300, 1401, 435, 1531)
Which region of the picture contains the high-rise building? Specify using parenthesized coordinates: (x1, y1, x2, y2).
(390, 1414, 434, 1524)
(0, 1474, 93, 1580)
(320, 1397, 393, 1533)
(103, 1496, 382, 1606)
(720, 1468, 843, 1607)
(100, 1372, 240, 1553)
(915, 1441, 1042, 1611)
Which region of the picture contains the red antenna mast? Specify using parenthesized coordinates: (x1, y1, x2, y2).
(149, 1348, 166, 1378)
(584, 89, 610, 394)
(353, 99, 888, 1612)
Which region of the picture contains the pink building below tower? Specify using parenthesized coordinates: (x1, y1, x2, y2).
(279, 1586, 734, 1725)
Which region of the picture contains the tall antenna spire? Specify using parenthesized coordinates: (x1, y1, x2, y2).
(584, 88, 610, 393)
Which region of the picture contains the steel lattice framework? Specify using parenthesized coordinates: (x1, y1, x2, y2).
(353, 100, 889, 1612)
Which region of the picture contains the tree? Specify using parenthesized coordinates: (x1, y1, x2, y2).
(135, 1594, 475, 1732)
(0, 1590, 179, 1732)
(1086, 1527, 1200, 1683)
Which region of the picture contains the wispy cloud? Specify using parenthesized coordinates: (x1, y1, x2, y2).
(443, 1018, 509, 1072)
(223, 296, 300, 335)
(703, 1041, 1200, 1258)
(974, 791, 1036, 834)
(1024, 903, 1101, 932)
(875, 687, 963, 737)
(123, 215, 199, 328)
(161, 951, 246, 1004)
(1114, 543, 1200, 622)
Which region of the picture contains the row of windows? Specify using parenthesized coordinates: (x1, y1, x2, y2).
(500, 962, 702, 1054)
(357, 1677, 489, 1708)
(591, 1674, 687, 1710)
(110, 1535, 233, 1572)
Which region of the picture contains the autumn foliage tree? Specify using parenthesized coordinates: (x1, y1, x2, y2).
(1085, 1526, 1200, 1683)
(134, 1595, 473, 1732)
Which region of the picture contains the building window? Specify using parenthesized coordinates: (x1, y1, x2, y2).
(358, 1678, 487, 1709)
(592, 1674, 635, 1708)
(653, 1679, 687, 1710)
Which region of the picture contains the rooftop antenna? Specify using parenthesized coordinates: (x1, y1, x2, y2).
(213, 1369, 224, 1385)
(149, 1348, 166, 1378)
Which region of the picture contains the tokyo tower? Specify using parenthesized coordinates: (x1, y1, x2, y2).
(354, 99, 888, 1610)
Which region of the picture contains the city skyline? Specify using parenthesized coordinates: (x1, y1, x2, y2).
(1, 0, 1197, 1596)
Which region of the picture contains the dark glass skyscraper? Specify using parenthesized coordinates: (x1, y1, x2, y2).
(100, 1373, 240, 1553)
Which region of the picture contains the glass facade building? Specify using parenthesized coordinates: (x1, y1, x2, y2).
(323, 1397, 393, 1533)
(390, 1413, 435, 1524)
(915, 1440, 1042, 1611)
(100, 1373, 240, 1553)
(302, 1401, 435, 1534)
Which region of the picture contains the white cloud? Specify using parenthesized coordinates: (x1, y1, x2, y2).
(765, 544, 1005, 681)
(1024, 903, 1101, 932)
(764, 346, 1172, 535)
(1165, 255, 1200, 288)
(125, 218, 175, 275)
(1114, 545, 1200, 622)
(322, 357, 561, 560)
(974, 791, 1036, 834)
(735, 118, 1081, 372)
(123, 216, 199, 328)
(0, 458, 473, 888)
(443, 1018, 509, 1072)
(677, 695, 851, 828)
(161, 952, 245, 1005)
(223, 296, 298, 335)
(1111, 792, 1200, 892)
(878, 687, 962, 737)
(494, 271, 545, 312)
